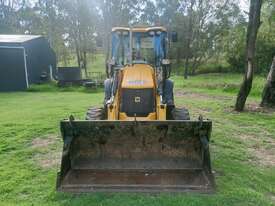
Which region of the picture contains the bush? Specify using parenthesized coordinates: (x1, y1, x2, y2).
(27, 82, 59, 92)
(27, 82, 103, 93)
(226, 27, 275, 74)
(196, 63, 231, 74)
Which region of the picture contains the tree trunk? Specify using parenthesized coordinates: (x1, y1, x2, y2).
(184, 57, 189, 79)
(183, 0, 195, 80)
(102, 0, 111, 63)
(261, 56, 275, 107)
(46, 0, 53, 47)
(235, 0, 262, 111)
(83, 50, 88, 78)
(75, 43, 81, 68)
(176, 47, 181, 66)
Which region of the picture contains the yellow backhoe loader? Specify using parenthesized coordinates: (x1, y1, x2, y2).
(56, 27, 215, 193)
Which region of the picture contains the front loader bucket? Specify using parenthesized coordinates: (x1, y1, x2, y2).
(57, 120, 215, 193)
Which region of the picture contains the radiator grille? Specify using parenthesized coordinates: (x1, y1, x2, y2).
(120, 89, 155, 117)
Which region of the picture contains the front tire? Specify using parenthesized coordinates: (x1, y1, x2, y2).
(170, 107, 190, 120)
(86, 107, 106, 120)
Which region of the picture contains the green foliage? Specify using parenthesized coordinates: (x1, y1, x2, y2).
(225, 1, 275, 74)
(196, 63, 231, 75)
(255, 35, 275, 74)
(226, 32, 275, 74)
(225, 27, 246, 73)
(1, 0, 274, 77)
(166, 0, 247, 75)
(27, 82, 59, 92)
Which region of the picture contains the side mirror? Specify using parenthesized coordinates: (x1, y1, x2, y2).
(171, 31, 178, 42)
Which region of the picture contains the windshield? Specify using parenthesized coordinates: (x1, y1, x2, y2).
(133, 33, 154, 64)
(111, 31, 167, 66)
(111, 31, 130, 65)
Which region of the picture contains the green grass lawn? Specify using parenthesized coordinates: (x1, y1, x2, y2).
(0, 74, 275, 206)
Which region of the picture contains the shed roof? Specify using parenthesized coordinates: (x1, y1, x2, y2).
(0, 35, 42, 43)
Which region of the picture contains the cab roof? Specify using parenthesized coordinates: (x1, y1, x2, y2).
(112, 27, 167, 33)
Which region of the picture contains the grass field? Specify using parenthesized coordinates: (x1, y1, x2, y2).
(0, 74, 275, 206)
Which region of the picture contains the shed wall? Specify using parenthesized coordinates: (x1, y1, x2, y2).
(0, 48, 27, 91)
(0, 36, 57, 91)
(24, 38, 56, 84)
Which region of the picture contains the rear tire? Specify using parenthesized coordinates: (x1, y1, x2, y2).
(86, 107, 106, 120)
(171, 107, 190, 120)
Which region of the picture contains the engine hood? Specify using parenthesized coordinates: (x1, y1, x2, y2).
(121, 64, 155, 89)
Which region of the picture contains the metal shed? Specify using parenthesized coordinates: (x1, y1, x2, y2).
(0, 35, 56, 91)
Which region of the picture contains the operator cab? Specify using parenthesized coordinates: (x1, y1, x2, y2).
(110, 27, 168, 67)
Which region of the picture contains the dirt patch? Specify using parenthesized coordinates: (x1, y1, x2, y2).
(224, 106, 240, 114)
(200, 83, 240, 91)
(268, 193, 275, 203)
(189, 108, 212, 119)
(239, 133, 258, 142)
(249, 148, 275, 167)
(193, 107, 212, 113)
(32, 135, 58, 149)
(175, 90, 233, 101)
(32, 135, 61, 169)
(245, 103, 275, 114)
(239, 133, 275, 167)
(175, 91, 217, 118)
(34, 151, 61, 169)
(224, 104, 275, 115)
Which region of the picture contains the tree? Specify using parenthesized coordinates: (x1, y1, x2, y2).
(0, 0, 23, 33)
(95, 0, 143, 61)
(261, 56, 275, 107)
(235, 0, 262, 111)
(157, 0, 240, 77)
(226, 0, 275, 74)
(57, 0, 97, 77)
